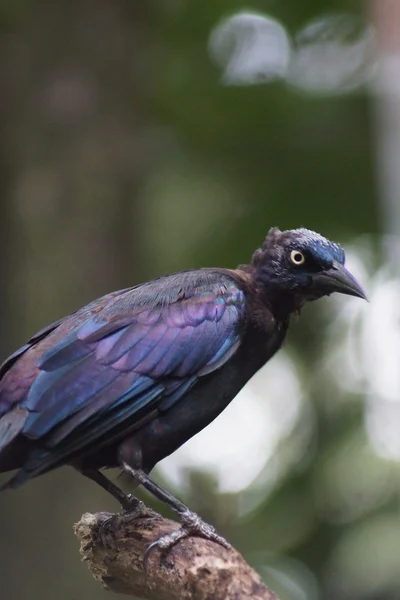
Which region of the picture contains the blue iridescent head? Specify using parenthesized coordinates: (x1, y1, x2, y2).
(252, 227, 366, 302)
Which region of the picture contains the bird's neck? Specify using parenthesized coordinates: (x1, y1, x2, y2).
(234, 265, 303, 323)
(259, 282, 302, 320)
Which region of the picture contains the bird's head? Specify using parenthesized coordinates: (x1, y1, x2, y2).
(252, 227, 367, 310)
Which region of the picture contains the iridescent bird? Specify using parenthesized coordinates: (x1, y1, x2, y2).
(0, 227, 366, 555)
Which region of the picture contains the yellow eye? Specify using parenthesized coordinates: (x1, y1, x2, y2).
(290, 250, 305, 265)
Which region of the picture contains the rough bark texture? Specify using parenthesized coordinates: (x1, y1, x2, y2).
(74, 510, 279, 600)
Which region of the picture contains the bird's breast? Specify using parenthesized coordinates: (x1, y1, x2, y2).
(131, 318, 287, 471)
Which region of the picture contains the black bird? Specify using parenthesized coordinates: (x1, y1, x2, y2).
(0, 227, 366, 555)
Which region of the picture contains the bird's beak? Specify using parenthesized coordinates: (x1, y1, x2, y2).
(311, 260, 368, 300)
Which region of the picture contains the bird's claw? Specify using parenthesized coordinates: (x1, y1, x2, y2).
(143, 508, 231, 571)
(178, 508, 232, 549)
(120, 492, 143, 513)
(99, 515, 117, 549)
(99, 496, 152, 549)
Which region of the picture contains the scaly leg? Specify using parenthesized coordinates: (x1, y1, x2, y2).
(78, 467, 154, 548)
(122, 462, 232, 566)
(78, 467, 143, 512)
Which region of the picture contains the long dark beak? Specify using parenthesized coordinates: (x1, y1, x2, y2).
(311, 260, 368, 300)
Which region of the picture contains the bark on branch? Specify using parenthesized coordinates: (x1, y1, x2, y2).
(74, 510, 279, 600)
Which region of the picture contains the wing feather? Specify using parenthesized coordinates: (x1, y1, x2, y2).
(1, 270, 246, 485)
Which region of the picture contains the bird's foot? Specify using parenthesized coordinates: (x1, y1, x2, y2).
(119, 492, 144, 513)
(99, 496, 154, 549)
(144, 508, 231, 569)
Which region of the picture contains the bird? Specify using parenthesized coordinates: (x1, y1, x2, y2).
(0, 226, 366, 558)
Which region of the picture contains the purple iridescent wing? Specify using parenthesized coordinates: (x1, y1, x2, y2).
(2, 270, 245, 482)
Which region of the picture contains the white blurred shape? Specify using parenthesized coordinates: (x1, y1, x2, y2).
(358, 267, 400, 461)
(158, 353, 302, 493)
(361, 276, 400, 403)
(323, 237, 400, 462)
(209, 11, 291, 85)
(366, 399, 400, 461)
(287, 14, 375, 94)
(374, 53, 400, 96)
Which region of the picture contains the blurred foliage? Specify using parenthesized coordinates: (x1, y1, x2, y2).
(0, 2, 399, 600)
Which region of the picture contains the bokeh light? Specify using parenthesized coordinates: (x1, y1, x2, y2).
(209, 11, 291, 85)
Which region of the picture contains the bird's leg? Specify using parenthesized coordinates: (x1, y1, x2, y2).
(77, 467, 143, 513)
(77, 467, 157, 550)
(122, 462, 232, 566)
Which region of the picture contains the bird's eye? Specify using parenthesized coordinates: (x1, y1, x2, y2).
(290, 250, 305, 265)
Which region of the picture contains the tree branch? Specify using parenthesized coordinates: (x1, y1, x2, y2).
(74, 509, 279, 600)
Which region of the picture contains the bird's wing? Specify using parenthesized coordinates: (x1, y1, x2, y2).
(0, 317, 66, 380)
(6, 270, 246, 484)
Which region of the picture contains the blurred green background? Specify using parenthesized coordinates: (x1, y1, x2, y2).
(0, 2, 399, 600)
